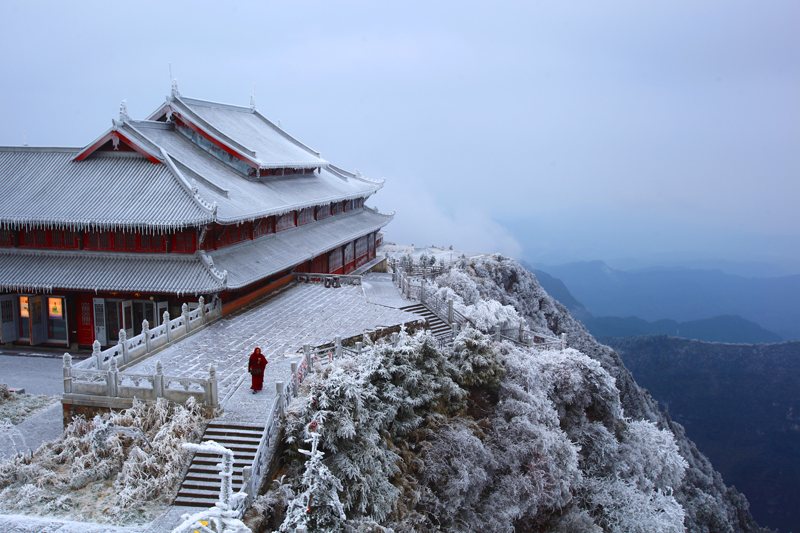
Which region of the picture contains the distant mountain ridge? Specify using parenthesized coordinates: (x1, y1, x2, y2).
(608, 336, 800, 532)
(587, 314, 781, 344)
(528, 265, 782, 344)
(532, 260, 800, 340)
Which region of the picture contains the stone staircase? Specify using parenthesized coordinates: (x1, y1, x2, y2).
(401, 303, 453, 346)
(174, 422, 263, 507)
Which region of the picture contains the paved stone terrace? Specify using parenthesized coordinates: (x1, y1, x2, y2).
(125, 281, 419, 422)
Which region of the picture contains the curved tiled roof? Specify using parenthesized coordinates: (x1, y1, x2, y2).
(209, 208, 393, 289)
(126, 121, 381, 223)
(0, 148, 213, 232)
(0, 248, 224, 296)
(169, 96, 326, 169)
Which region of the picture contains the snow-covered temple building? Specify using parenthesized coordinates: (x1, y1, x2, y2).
(0, 85, 391, 349)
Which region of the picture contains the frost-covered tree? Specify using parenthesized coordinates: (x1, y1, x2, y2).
(280, 430, 345, 532)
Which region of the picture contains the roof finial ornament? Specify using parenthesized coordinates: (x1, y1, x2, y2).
(171, 78, 180, 98)
(119, 99, 130, 122)
(250, 85, 256, 111)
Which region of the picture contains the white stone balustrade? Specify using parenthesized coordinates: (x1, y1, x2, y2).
(81, 296, 222, 372)
(63, 352, 219, 407)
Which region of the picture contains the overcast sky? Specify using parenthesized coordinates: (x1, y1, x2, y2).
(1, 1, 798, 273)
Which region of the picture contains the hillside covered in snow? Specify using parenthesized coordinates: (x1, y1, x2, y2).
(247, 254, 766, 532)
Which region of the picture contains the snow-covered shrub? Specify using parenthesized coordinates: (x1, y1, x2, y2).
(416, 417, 494, 528)
(0, 398, 207, 523)
(582, 477, 686, 533)
(616, 420, 688, 493)
(449, 327, 505, 388)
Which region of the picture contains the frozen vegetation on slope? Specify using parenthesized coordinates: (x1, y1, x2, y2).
(0, 384, 55, 425)
(248, 255, 764, 531)
(0, 398, 207, 525)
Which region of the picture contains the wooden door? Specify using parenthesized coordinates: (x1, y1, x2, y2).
(29, 296, 46, 345)
(93, 298, 107, 345)
(122, 300, 134, 338)
(76, 294, 94, 346)
(0, 295, 17, 343)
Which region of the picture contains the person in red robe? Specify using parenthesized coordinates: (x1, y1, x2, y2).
(248, 347, 268, 393)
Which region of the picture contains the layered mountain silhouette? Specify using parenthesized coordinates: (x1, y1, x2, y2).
(530, 261, 791, 342)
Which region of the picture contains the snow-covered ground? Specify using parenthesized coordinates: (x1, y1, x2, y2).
(0, 354, 66, 395)
(380, 243, 483, 263)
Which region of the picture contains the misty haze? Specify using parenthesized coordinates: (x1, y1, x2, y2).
(0, 1, 797, 532)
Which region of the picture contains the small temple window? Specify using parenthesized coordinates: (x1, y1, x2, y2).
(33, 230, 46, 247)
(112, 233, 126, 251)
(173, 231, 196, 252)
(315, 204, 331, 220)
(276, 212, 296, 232)
(343, 241, 354, 265)
(328, 248, 343, 271)
(355, 236, 368, 258)
(297, 207, 314, 226)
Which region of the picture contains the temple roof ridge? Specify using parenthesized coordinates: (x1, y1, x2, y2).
(176, 95, 323, 159)
(0, 146, 80, 153)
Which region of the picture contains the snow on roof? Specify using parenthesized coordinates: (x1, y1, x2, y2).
(209, 208, 393, 289)
(0, 209, 391, 294)
(0, 248, 224, 295)
(167, 96, 326, 169)
(0, 148, 213, 232)
(128, 121, 380, 223)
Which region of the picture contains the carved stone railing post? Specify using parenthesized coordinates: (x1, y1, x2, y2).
(107, 357, 119, 397)
(142, 319, 150, 353)
(519, 324, 525, 344)
(153, 361, 164, 398)
(92, 340, 103, 369)
(447, 299, 454, 324)
(276, 382, 286, 415)
(118, 329, 128, 365)
(63, 353, 72, 394)
(452, 323, 459, 338)
(181, 303, 190, 333)
(198, 296, 206, 324)
(290, 362, 298, 392)
(207, 365, 218, 407)
(303, 344, 313, 373)
(242, 465, 252, 495)
(355, 341, 363, 355)
(560, 332, 567, 350)
(163, 311, 171, 342)
(334, 336, 342, 359)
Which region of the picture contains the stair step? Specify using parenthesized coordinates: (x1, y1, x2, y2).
(177, 488, 227, 499)
(196, 443, 259, 453)
(185, 472, 244, 482)
(202, 432, 262, 442)
(190, 459, 254, 468)
(195, 452, 256, 461)
(206, 423, 264, 433)
(181, 479, 244, 490)
(174, 496, 218, 507)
